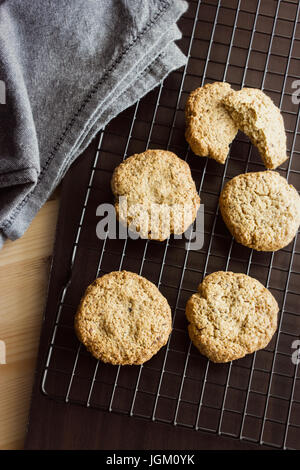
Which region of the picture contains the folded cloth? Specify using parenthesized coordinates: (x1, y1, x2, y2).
(0, 0, 188, 248)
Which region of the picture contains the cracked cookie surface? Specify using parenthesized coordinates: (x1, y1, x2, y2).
(219, 171, 300, 251)
(75, 271, 172, 365)
(223, 88, 287, 169)
(111, 149, 200, 241)
(186, 271, 278, 363)
(185, 82, 238, 164)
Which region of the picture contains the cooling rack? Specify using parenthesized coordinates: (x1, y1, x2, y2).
(41, 0, 300, 449)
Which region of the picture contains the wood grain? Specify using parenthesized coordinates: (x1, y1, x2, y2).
(0, 198, 59, 450)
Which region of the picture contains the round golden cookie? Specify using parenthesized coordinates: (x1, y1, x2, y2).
(111, 149, 200, 241)
(186, 271, 279, 363)
(185, 82, 238, 164)
(75, 271, 172, 365)
(219, 171, 300, 251)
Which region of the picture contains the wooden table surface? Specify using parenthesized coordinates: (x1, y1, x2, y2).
(0, 192, 60, 450)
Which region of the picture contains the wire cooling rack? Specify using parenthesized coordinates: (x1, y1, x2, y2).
(41, 0, 300, 449)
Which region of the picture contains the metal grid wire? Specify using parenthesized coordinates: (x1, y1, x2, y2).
(41, 0, 300, 449)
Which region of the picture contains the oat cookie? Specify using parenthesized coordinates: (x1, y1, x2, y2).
(219, 171, 300, 251)
(186, 271, 278, 363)
(185, 82, 238, 164)
(75, 271, 172, 365)
(223, 88, 288, 169)
(111, 149, 200, 241)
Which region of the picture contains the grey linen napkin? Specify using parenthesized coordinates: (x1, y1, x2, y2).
(0, 0, 188, 248)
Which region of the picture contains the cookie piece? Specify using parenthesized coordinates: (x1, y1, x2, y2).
(223, 88, 288, 169)
(75, 271, 172, 365)
(185, 82, 238, 164)
(186, 271, 278, 363)
(219, 171, 300, 251)
(111, 149, 200, 241)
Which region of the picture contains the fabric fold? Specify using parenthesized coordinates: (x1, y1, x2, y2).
(0, 0, 188, 244)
